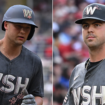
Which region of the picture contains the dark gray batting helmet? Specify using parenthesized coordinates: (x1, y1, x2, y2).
(2, 5, 38, 40)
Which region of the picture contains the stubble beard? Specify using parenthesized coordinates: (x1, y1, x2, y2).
(85, 40, 105, 51)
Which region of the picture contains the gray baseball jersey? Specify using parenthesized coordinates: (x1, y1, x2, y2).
(0, 46, 44, 105)
(63, 59, 105, 105)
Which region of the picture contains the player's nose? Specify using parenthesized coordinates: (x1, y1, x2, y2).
(20, 27, 26, 34)
(88, 25, 94, 33)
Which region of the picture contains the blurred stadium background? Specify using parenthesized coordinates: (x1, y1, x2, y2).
(53, 0, 104, 105)
(0, 0, 52, 105)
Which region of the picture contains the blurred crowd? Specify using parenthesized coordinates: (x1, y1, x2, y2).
(53, 0, 105, 105)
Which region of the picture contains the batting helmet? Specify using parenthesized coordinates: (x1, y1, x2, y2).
(75, 3, 105, 24)
(2, 5, 38, 40)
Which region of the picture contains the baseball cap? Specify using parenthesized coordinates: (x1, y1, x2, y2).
(75, 3, 105, 24)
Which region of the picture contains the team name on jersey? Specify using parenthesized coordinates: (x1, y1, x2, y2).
(0, 73, 29, 94)
(72, 85, 105, 105)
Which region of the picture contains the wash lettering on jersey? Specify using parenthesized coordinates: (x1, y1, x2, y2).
(72, 85, 105, 105)
(0, 73, 29, 94)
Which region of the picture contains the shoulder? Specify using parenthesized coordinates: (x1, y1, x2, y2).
(22, 46, 42, 64)
(72, 61, 86, 75)
(75, 61, 86, 71)
(69, 61, 87, 87)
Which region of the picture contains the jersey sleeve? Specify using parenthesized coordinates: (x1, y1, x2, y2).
(62, 67, 76, 105)
(63, 61, 87, 105)
(28, 58, 44, 97)
(63, 87, 74, 105)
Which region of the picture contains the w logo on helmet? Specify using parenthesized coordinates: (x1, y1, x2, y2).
(23, 9, 32, 19)
(86, 6, 97, 15)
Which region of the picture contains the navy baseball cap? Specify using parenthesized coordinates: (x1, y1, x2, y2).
(75, 3, 105, 24)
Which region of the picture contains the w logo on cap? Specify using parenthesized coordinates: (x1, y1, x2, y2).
(86, 6, 97, 15)
(23, 9, 32, 19)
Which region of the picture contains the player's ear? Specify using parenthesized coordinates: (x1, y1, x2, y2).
(4, 21, 8, 30)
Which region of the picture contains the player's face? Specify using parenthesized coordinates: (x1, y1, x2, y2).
(4, 21, 31, 45)
(82, 19, 105, 49)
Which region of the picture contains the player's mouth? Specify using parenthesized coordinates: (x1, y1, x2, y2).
(86, 34, 96, 40)
(18, 36, 25, 40)
(87, 36, 95, 39)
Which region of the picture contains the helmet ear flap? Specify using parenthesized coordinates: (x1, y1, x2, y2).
(27, 26, 35, 40)
(2, 22, 5, 31)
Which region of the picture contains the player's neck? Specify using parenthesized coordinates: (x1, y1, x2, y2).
(0, 39, 22, 60)
(89, 47, 105, 62)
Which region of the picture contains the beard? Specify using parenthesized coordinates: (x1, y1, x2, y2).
(83, 33, 105, 50)
(85, 39, 105, 51)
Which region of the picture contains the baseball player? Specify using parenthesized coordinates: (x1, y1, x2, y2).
(63, 3, 105, 105)
(0, 5, 44, 105)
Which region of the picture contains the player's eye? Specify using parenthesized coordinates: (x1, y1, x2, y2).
(25, 27, 31, 30)
(14, 24, 21, 29)
(82, 24, 89, 29)
(94, 23, 101, 27)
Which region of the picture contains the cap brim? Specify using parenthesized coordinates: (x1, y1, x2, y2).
(75, 17, 105, 24)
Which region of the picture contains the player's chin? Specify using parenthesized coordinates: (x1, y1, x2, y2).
(86, 43, 98, 49)
(15, 40, 26, 45)
(17, 38, 27, 43)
